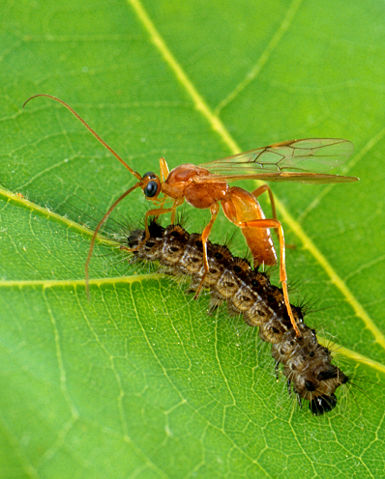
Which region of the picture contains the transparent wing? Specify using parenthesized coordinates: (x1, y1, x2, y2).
(198, 138, 357, 183)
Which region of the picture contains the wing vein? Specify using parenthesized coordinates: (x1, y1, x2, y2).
(126, 1, 384, 350)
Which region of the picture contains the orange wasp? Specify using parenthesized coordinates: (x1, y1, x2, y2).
(24, 94, 358, 336)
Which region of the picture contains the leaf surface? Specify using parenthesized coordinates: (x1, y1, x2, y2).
(1, 1, 385, 477)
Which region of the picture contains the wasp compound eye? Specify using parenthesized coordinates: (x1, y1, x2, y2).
(144, 180, 158, 198)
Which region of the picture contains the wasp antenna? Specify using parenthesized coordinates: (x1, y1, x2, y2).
(85, 182, 141, 296)
(23, 94, 142, 181)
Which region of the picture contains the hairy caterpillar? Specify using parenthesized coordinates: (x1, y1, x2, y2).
(127, 221, 348, 415)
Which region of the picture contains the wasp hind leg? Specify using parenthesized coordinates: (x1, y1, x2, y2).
(252, 184, 277, 220)
(240, 217, 301, 337)
(252, 185, 295, 249)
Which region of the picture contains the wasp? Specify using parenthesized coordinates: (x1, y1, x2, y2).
(23, 94, 358, 336)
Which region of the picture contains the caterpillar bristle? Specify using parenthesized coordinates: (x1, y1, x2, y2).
(126, 222, 348, 415)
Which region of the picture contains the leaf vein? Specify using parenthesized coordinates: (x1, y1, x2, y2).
(298, 125, 385, 222)
(126, 0, 385, 351)
(215, 0, 303, 114)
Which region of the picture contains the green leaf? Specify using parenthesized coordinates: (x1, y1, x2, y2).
(1, 0, 385, 477)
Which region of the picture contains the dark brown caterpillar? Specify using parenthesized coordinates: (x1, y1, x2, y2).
(127, 221, 348, 415)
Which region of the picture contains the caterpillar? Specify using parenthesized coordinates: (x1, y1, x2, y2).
(126, 221, 349, 415)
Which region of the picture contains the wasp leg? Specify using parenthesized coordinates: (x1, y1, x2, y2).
(121, 202, 178, 255)
(240, 217, 301, 337)
(193, 203, 220, 299)
(252, 184, 295, 249)
(252, 184, 277, 220)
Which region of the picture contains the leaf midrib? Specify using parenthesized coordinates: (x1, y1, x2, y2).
(1, 1, 382, 371)
(1, 271, 384, 374)
(127, 0, 385, 351)
(1, 187, 384, 374)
